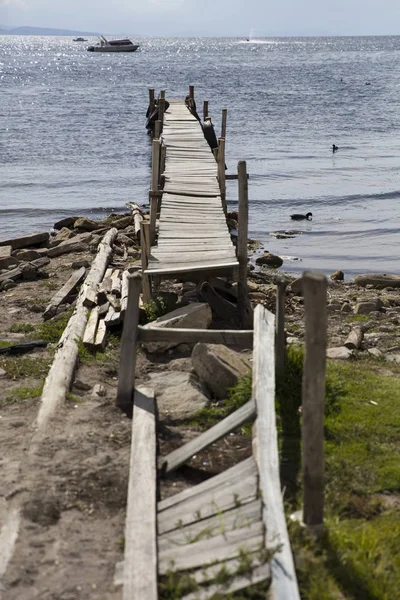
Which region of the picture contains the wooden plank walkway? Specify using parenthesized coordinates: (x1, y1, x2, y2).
(145, 99, 238, 277)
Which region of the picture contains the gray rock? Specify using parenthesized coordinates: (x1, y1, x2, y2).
(13, 249, 42, 262)
(368, 348, 384, 358)
(355, 274, 400, 289)
(92, 384, 107, 397)
(74, 217, 99, 231)
(341, 302, 352, 313)
(326, 346, 353, 360)
(330, 270, 344, 281)
(386, 354, 400, 364)
(72, 260, 90, 269)
(73, 380, 92, 391)
(48, 241, 87, 258)
(290, 278, 303, 296)
(142, 302, 212, 353)
(0, 232, 49, 250)
(0, 256, 19, 271)
(354, 299, 383, 315)
(0, 367, 7, 378)
(147, 371, 209, 419)
(256, 252, 283, 268)
(191, 343, 251, 399)
(54, 216, 79, 230)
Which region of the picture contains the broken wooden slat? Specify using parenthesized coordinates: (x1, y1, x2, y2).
(83, 307, 100, 348)
(104, 306, 121, 328)
(160, 398, 256, 474)
(123, 387, 157, 600)
(158, 498, 262, 552)
(138, 326, 253, 348)
(83, 287, 97, 309)
(182, 563, 270, 600)
(94, 319, 107, 350)
(158, 456, 255, 512)
(252, 304, 300, 599)
(159, 521, 264, 574)
(158, 470, 258, 535)
(120, 270, 129, 318)
(43, 266, 86, 319)
(111, 269, 121, 297)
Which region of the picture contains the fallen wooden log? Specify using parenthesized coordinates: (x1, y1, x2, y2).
(127, 202, 144, 240)
(36, 228, 118, 430)
(344, 327, 363, 350)
(0, 340, 47, 355)
(43, 266, 86, 320)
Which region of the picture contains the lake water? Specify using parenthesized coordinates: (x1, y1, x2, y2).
(1, 35, 400, 277)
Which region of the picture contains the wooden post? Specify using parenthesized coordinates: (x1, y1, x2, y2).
(158, 90, 166, 134)
(275, 277, 288, 380)
(189, 85, 194, 100)
(160, 89, 165, 100)
(148, 88, 155, 115)
(150, 139, 160, 244)
(154, 120, 161, 139)
(302, 271, 327, 530)
(203, 100, 209, 121)
(217, 137, 227, 215)
(116, 272, 142, 414)
(221, 108, 227, 139)
(141, 222, 152, 303)
(237, 161, 249, 327)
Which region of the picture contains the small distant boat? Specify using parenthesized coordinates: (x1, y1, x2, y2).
(87, 35, 139, 53)
(73, 37, 87, 42)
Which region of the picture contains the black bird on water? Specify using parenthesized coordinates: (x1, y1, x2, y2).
(332, 144, 339, 153)
(290, 212, 313, 221)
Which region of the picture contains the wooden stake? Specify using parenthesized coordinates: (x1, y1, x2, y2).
(237, 161, 249, 328)
(154, 119, 161, 139)
(148, 88, 155, 115)
(159, 90, 166, 133)
(275, 277, 288, 380)
(221, 108, 227, 139)
(217, 137, 226, 215)
(302, 271, 327, 530)
(140, 222, 152, 303)
(189, 85, 194, 100)
(116, 272, 142, 413)
(203, 100, 209, 121)
(150, 138, 160, 244)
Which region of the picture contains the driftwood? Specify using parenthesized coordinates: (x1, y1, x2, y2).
(344, 326, 363, 350)
(0, 340, 47, 355)
(36, 228, 118, 430)
(83, 307, 100, 349)
(43, 266, 86, 320)
(127, 202, 144, 240)
(94, 319, 107, 349)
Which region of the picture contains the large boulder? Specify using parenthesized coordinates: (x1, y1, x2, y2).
(256, 252, 283, 268)
(0, 246, 18, 270)
(191, 343, 251, 399)
(146, 371, 209, 419)
(74, 217, 99, 231)
(13, 249, 42, 262)
(141, 302, 212, 353)
(354, 299, 383, 315)
(355, 274, 400, 289)
(0, 232, 49, 250)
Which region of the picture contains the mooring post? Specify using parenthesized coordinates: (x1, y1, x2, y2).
(218, 137, 227, 215)
(203, 100, 209, 121)
(302, 270, 327, 531)
(140, 222, 152, 304)
(189, 85, 194, 101)
(158, 90, 166, 134)
(148, 88, 155, 116)
(116, 272, 142, 414)
(154, 120, 161, 139)
(275, 276, 288, 380)
(221, 108, 227, 140)
(150, 138, 160, 245)
(237, 161, 249, 327)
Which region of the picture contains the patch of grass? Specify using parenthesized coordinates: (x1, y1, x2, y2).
(0, 356, 51, 379)
(143, 295, 177, 323)
(288, 358, 400, 600)
(159, 569, 199, 599)
(188, 371, 252, 430)
(66, 392, 85, 404)
(35, 308, 74, 343)
(0, 383, 43, 408)
(346, 314, 370, 323)
(8, 323, 36, 334)
(39, 280, 59, 290)
(0, 341, 14, 349)
(77, 333, 120, 369)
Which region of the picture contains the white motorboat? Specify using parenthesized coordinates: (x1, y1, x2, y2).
(87, 36, 139, 53)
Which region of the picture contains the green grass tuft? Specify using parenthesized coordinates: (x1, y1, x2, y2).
(0, 384, 43, 408)
(8, 323, 36, 334)
(0, 356, 51, 379)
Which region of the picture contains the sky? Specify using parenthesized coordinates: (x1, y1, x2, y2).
(1, 0, 400, 37)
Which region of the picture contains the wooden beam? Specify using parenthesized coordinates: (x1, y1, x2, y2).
(123, 387, 157, 600)
(43, 266, 86, 320)
(140, 222, 152, 303)
(221, 108, 227, 139)
(252, 304, 300, 599)
(203, 100, 208, 120)
(275, 277, 288, 380)
(116, 272, 142, 413)
(237, 160, 249, 327)
(160, 399, 256, 474)
(138, 326, 253, 347)
(302, 271, 327, 530)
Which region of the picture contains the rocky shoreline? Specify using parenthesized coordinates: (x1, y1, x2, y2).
(0, 210, 399, 599)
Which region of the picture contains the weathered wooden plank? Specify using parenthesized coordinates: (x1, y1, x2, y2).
(158, 471, 258, 534)
(137, 326, 252, 347)
(123, 387, 157, 600)
(160, 399, 256, 474)
(94, 318, 107, 349)
(182, 563, 270, 600)
(252, 304, 300, 599)
(158, 498, 262, 552)
(83, 306, 100, 348)
(43, 266, 86, 319)
(159, 521, 264, 574)
(145, 259, 238, 275)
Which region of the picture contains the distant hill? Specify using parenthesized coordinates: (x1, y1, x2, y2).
(0, 26, 99, 36)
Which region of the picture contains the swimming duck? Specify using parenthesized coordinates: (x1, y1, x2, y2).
(290, 212, 313, 220)
(332, 144, 339, 153)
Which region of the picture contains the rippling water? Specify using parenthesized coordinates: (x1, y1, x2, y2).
(1, 35, 400, 276)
